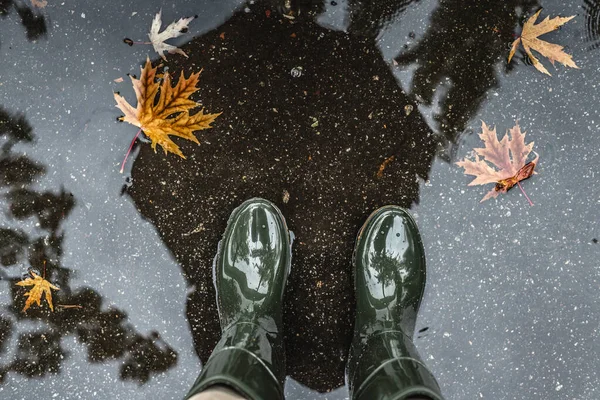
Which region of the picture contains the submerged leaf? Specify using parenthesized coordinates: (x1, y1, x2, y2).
(15, 272, 60, 312)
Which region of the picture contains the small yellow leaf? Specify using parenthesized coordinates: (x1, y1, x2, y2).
(508, 9, 578, 76)
(15, 272, 60, 312)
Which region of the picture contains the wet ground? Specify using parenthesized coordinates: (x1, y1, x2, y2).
(1, 0, 599, 399)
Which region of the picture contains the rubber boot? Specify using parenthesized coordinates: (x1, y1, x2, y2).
(347, 206, 444, 400)
(185, 198, 291, 400)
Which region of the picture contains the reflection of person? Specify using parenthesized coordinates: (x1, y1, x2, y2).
(185, 198, 443, 400)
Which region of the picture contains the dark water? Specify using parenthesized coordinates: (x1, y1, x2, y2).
(1, 0, 599, 399)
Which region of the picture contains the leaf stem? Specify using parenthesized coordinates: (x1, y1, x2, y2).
(517, 182, 533, 206)
(124, 38, 152, 46)
(120, 128, 142, 173)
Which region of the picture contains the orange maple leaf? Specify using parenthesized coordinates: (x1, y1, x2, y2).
(456, 121, 539, 203)
(15, 272, 60, 312)
(508, 9, 578, 76)
(114, 58, 221, 165)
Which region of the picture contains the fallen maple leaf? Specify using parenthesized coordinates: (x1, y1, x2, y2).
(508, 9, 579, 76)
(456, 121, 539, 203)
(15, 272, 60, 312)
(114, 58, 221, 170)
(149, 9, 195, 61)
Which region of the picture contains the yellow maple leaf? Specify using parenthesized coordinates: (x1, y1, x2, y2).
(508, 9, 579, 76)
(15, 272, 60, 312)
(114, 58, 221, 162)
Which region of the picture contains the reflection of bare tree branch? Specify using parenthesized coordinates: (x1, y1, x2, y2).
(0, 0, 12, 17)
(0, 107, 177, 385)
(0, 317, 11, 353)
(121, 332, 177, 384)
(73, 293, 129, 361)
(0, 1, 47, 44)
(8, 189, 75, 233)
(348, 0, 420, 38)
(0, 106, 34, 152)
(10, 332, 66, 378)
(0, 156, 45, 187)
(395, 0, 539, 155)
(13, 3, 47, 41)
(264, 0, 325, 16)
(0, 228, 28, 266)
(266, 0, 420, 31)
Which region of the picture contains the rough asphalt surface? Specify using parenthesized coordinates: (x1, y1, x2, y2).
(0, 0, 599, 399)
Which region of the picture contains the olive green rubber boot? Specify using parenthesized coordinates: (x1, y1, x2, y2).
(185, 198, 291, 400)
(347, 206, 444, 400)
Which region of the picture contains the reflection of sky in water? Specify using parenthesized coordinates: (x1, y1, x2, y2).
(0, 2, 244, 399)
(316, 0, 349, 31)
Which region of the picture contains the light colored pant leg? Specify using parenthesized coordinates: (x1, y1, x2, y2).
(187, 385, 247, 400)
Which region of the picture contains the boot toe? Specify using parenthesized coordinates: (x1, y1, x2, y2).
(217, 198, 291, 328)
(353, 206, 426, 333)
(356, 206, 424, 268)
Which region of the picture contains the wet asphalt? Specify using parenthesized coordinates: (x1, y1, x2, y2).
(0, 0, 599, 399)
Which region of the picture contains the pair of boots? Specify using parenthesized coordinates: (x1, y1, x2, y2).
(185, 198, 444, 400)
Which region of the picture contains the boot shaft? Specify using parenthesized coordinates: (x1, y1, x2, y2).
(186, 198, 291, 400)
(348, 330, 443, 400)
